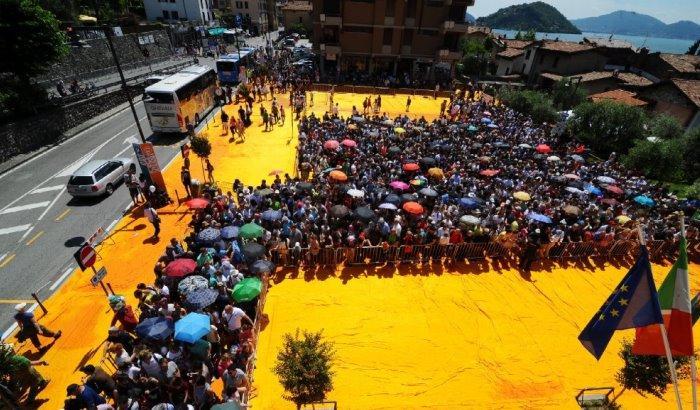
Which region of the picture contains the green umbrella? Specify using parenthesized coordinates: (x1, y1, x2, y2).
(239, 223, 264, 239)
(468, 125, 478, 132)
(232, 277, 263, 302)
(208, 27, 226, 36)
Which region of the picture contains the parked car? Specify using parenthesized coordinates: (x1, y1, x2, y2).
(67, 158, 134, 197)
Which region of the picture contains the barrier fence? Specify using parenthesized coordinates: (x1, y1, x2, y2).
(267, 238, 699, 269)
(306, 83, 453, 99)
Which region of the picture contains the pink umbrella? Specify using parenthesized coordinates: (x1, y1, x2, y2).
(389, 181, 410, 191)
(483, 111, 492, 116)
(323, 140, 339, 150)
(341, 139, 357, 148)
(563, 173, 580, 180)
(605, 185, 624, 195)
(479, 169, 500, 177)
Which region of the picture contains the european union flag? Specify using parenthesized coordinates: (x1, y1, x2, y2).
(579, 246, 663, 359)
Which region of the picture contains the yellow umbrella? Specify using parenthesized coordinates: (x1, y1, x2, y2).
(513, 191, 531, 201)
(347, 124, 357, 130)
(394, 127, 406, 134)
(616, 215, 632, 224)
(428, 167, 444, 178)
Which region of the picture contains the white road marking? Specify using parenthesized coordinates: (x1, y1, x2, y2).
(30, 185, 64, 194)
(0, 225, 31, 236)
(106, 219, 119, 232)
(49, 266, 75, 291)
(115, 138, 136, 157)
(0, 201, 50, 215)
(18, 226, 34, 242)
(36, 187, 67, 221)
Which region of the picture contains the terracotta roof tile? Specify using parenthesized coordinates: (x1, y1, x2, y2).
(583, 37, 635, 49)
(502, 39, 532, 49)
(672, 78, 700, 107)
(659, 54, 700, 74)
(589, 89, 648, 107)
(540, 41, 595, 54)
(497, 48, 525, 59)
(616, 72, 654, 87)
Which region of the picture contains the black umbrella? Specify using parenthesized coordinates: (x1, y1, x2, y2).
(243, 242, 266, 261)
(354, 206, 376, 221)
(419, 187, 438, 197)
(251, 259, 276, 274)
(401, 193, 418, 202)
(330, 204, 350, 217)
(384, 193, 401, 205)
(296, 182, 313, 191)
(388, 146, 401, 155)
(135, 317, 173, 341)
(419, 157, 437, 167)
(493, 141, 510, 149)
(257, 188, 274, 197)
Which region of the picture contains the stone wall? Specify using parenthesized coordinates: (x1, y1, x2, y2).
(0, 85, 144, 163)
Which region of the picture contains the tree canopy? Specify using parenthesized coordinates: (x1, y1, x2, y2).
(499, 88, 559, 124)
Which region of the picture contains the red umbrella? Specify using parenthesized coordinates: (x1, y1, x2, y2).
(479, 169, 500, 177)
(164, 258, 197, 278)
(185, 198, 210, 209)
(601, 198, 619, 206)
(403, 163, 420, 172)
(323, 140, 339, 150)
(341, 139, 357, 148)
(535, 144, 552, 154)
(402, 201, 424, 215)
(605, 185, 624, 194)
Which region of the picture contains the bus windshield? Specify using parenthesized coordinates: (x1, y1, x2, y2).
(217, 61, 237, 72)
(146, 92, 174, 104)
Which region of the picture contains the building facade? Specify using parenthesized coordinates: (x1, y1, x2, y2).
(227, 0, 271, 35)
(312, 0, 474, 82)
(282, 1, 313, 33)
(144, 0, 214, 24)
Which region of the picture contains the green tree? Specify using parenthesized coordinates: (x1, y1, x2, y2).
(687, 39, 700, 56)
(458, 38, 489, 77)
(500, 88, 559, 124)
(551, 78, 587, 110)
(514, 30, 523, 40)
(274, 329, 334, 409)
(615, 339, 693, 399)
(649, 114, 684, 140)
(681, 127, 700, 182)
(623, 138, 685, 182)
(523, 29, 536, 41)
(568, 101, 648, 158)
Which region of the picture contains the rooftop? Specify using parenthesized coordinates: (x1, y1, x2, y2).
(281, 1, 312, 11)
(540, 41, 596, 54)
(467, 26, 492, 35)
(540, 71, 655, 87)
(659, 53, 700, 74)
(672, 78, 700, 108)
(501, 39, 533, 49)
(583, 37, 635, 49)
(615, 72, 654, 87)
(497, 48, 525, 59)
(589, 89, 648, 107)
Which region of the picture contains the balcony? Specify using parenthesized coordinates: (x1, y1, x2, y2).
(442, 20, 469, 33)
(405, 17, 415, 28)
(401, 45, 412, 55)
(384, 16, 394, 26)
(321, 43, 341, 55)
(437, 49, 462, 61)
(319, 14, 342, 26)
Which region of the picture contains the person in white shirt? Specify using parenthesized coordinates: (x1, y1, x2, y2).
(143, 202, 160, 239)
(221, 305, 253, 334)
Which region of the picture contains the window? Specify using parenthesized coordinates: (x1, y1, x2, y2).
(505, 67, 510, 75)
(383, 28, 393, 46)
(553, 56, 559, 68)
(299, 17, 302, 23)
(236, 1, 242, 8)
(385, 0, 395, 17)
(525, 49, 531, 59)
(245, 1, 249, 9)
(405, 0, 416, 18)
(402, 29, 413, 46)
(69, 176, 94, 185)
(162, 10, 170, 19)
(172, 10, 179, 19)
(94, 165, 111, 182)
(202, 12, 205, 21)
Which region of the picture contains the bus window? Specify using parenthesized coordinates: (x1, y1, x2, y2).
(146, 92, 174, 104)
(217, 61, 236, 72)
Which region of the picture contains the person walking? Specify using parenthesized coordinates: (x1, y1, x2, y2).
(14, 303, 62, 351)
(279, 104, 285, 125)
(206, 159, 215, 182)
(262, 108, 270, 131)
(180, 166, 192, 198)
(124, 167, 141, 206)
(144, 202, 161, 239)
(406, 95, 411, 112)
(221, 110, 229, 136)
(10, 353, 49, 403)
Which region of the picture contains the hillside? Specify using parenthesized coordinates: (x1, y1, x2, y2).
(572, 11, 700, 40)
(476, 1, 581, 34)
(465, 12, 476, 24)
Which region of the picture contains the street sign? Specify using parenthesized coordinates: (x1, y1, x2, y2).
(74, 244, 97, 271)
(90, 266, 107, 287)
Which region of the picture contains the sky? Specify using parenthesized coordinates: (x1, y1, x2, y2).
(468, 0, 700, 24)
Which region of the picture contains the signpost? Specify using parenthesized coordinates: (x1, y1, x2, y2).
(133, 142, 166, 191)
(74, 244, 109, 295)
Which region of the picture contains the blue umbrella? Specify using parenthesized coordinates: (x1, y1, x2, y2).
(527, 213, 553, 224)
(481, 117, 492, 124)
(251, 259, 275, 274)
(185, 288, 219, 310)
(459, 198, 480, 209)
(174, 313, 211, 344)
(634, 195, 655, 207)
(197, 227, 221, 243)
(261, 209, 282, 221)
(487, 123, 499, 129)
(584, 184, 603, 196)
(221, 226, 239, 239)
(135, 317, 173, 341)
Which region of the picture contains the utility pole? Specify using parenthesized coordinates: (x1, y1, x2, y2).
(103, 26, 147, 143)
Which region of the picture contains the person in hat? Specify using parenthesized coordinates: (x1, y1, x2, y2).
(14, 302, 61, 350)
(109, 295, 138, 333)
(9, 352, 49, 403)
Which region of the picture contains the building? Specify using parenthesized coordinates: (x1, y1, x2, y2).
(492, 39, 537, 78)
(312, 0, 475, 81)
(538, 70, 653, 95)
(144, 0, 214, 24)
(228, 0, 272, 35)
(582, 37, 637, 68)
(588, 89, 648, 107)
(631, 52, 700, 82)
(639, 78, 700, 130)
(528, 40, 607, 85)
(281, 1, 312, 33)
(465, 25, 491, 42)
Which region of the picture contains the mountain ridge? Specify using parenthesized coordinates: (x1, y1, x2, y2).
(571, 10, 700, 40)
(476, 2, 581, 34)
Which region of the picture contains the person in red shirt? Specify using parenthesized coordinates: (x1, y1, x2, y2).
(109, 296, 138, 333)
(449, 228, 463, 244)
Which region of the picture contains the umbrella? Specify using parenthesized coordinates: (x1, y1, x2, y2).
(563, 205, 581, 216)
(232, 277, 263, 302)
(584, 184, 603, 196)
(401, 193, 418, 202)
(177, 275, 209, 295)
(513, 191, 531, 201)
(419, 157, 437, 167)
(251, 259, 275, 274)
(354, 206, 376, 221)
(174, 313, 211, 344)
(483, 111, 492, 116)
(197, 227, 221, 244)
(323, 140, 339, 150)
(616, 215, 632, 224)
(382, 119, 394, 126)
(480, 117, 492, 124)
(211, 403, 243, 410)
(570, 154, 585, 162)
(239, 223, 264, 239)
(403, 163, 420, 172)
(597, 176, 616, 184)
(185, 198, 210, 210)
(604, 185, 624, 195)
(221, 225, 239, 239)
(256, 188, 273, 197)
(468, 125, 478, 132)
(601, 198, 619, 206)
(563, 173, 580, 180)
(296, 182, 313, 191)
(634, 195, 655, 207)
(410, 179, 426, 187)
(479, 156, 491, 163)
(389, 181, 410, 191)
(341, 139, 357, 148)
(329, 170, 348, 182)
(268, 169, 284, 176)
(165, 258, 197, 278)
(351, 116, 365, 122)
(185, 288, 219, 310)
(518, 143, 533, 148)
(535, 144, 552, 154)
(135, 317, 173, 341)
(242, 242, 266, 260)
(261, 209, 282, 221)
(565, 186, 585, 195)
(427, 167, 444, 178)
(527, 213, 553, 224)
(459, 198, 480, 209)
(379, 203, 398, 210)
(547, 156, 561, 162)
(487, 123, 499, 129)
(347, 189, 364, 198)
(347, 124, 358, 130)
(384, 193, 401, 205)
(460, 215, 481, 225)
(388, 146, 401, 155)
(419, 187, 438, 197)
(394, 127, 406, 134)
(402, 201, 424, 215)
(330, 204, 350, 217)
(479, 169, 499, 177)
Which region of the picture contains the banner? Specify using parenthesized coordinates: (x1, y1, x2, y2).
(133, 142, 166, 191)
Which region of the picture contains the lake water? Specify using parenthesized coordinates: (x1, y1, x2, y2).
(493, 29, 695, 54)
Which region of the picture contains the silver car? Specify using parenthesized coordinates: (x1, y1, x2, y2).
(67, 158, 134, 197)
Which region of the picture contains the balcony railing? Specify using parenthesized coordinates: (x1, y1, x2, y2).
(320, 13, 342, 25)
(442, 20, 469, 33)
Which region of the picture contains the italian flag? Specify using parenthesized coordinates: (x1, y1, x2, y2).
(633, 237, 694, 356)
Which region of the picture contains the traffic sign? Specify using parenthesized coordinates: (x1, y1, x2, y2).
(74, 244, 97, 271)
(90, 266, 107, 287)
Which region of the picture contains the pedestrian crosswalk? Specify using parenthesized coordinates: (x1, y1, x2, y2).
(0, 201, 51, 215)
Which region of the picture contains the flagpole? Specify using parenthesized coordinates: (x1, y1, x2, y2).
(639, 225, 684, 410)
(680, 212, 698, 410)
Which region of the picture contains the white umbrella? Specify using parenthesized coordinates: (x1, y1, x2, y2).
(460, 215, 481, 225)
(565, 187, 585, 195)
(518, 143, 533, 148)
(597, 176, 616, 184)
(378, 203, 398, 210)
(347, 189, 365, 198)
(547, 156, 561, 162)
